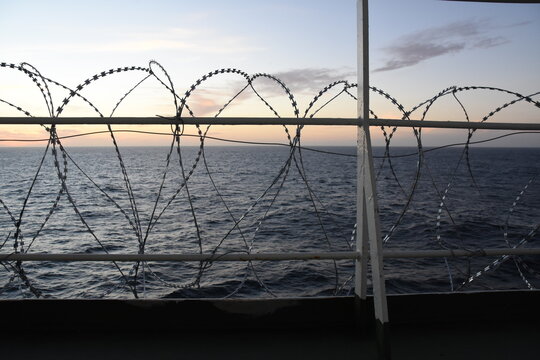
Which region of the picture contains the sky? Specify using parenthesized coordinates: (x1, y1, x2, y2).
(0, 0, 539, 147)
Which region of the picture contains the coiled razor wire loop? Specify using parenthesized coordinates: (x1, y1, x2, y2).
(0, 60, 539, 297)
(482, 177, 538, 290)
(184, 71, 270, 295)
(0, 63, 61, 296)
(428, 89, 540, 291)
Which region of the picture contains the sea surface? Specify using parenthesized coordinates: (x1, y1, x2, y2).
(0, 145, 539, 298)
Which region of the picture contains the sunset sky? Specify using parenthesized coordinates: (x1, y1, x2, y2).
(0, 0, 539, 147)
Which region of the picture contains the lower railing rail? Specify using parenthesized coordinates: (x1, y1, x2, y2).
(1, 247, 539, 262)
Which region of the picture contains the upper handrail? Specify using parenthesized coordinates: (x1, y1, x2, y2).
(0, 116, 539, 130)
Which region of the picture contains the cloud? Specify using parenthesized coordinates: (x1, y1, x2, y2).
(183, 89, 238, 117)
(48, 39, 194, 53)
(172, 68, 356, 116)
(472, 36, 509, 49)
(251, 68, 356, 95)
(12, 27, 263, 55)
(374, 19, 516, 72)
(375, 42, 465, 72)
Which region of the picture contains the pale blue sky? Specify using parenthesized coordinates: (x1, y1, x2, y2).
(0, 0, 539, 146)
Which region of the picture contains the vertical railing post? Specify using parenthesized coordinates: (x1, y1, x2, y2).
(355, 0, 391, 358)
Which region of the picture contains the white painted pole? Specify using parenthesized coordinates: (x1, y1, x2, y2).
(354, 201, 370, 313)
(354, 0, 370, 330)
(357, 1, 391, 358)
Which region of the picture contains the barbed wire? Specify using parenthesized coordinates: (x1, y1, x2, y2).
(0, 61, 539, 298)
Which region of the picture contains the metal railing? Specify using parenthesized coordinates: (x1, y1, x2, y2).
(1, 115, 539, 266)
(2, 247, 540, 262)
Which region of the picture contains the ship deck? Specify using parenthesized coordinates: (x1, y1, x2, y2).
(2, 290, 539, 359)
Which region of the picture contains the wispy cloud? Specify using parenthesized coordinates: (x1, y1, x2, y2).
(472, 36, 508, 49)
(12, 27, 263, 55)
(374, 19, 518, 72)
(251, 68, 355, 95)
(173, 68, 356, 116)
(375, 42, 465, 73)
(178, 88, 251, 117)
(185, 92, 229, 117)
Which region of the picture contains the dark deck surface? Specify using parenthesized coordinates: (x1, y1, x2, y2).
(2, 291, 539, 359)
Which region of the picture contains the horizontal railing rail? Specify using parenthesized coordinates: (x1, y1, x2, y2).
(1, 117, 539, 130)
(2, 247, 540, 262)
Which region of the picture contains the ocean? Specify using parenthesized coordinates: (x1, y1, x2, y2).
(0, 145, 538, 298)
